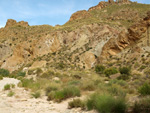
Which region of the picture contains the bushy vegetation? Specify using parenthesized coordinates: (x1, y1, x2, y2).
(119, 67, 130, 75)
(133, 97, 150, 113)
(0, 69, 10, 77)
(104, 67, 118, 77)
(138, 83, 150, 96)
(45, 84, 59, 96)
(47, 86, 80, 102)
(95, 65, 105, 74)
(4, 84, 11, 90)
(7, 91, 15, 97)
(17, 71, 26, 77)
(31, 91, 41, 98)
(86, 94, 127, 113)
(68, 99, 85, 109)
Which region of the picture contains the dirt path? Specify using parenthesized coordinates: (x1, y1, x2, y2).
(0, 78, 97, 113)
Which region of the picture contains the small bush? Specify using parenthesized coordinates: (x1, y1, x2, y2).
(45, 85, 58, 96)
(0, 69, 10, 76)
(95, 65, 105, 74)
(133, 97, 150, 113)
(117, 74, 130, 80)
(4, 84, 11, 90)
(68, 99, 85, 109)
(138, 83, 150, 96)
(81, 81, 95, 91)
(104, 67, 118, 77)
(107, 85, 126, 98)
(17, 71, 26, 77)
(32, 91, 41, 98)
(0, 76, 3, 80)
(47, 86, 80, 102)
(7, 91, 15, 97)
(119, 67, 130, 75)
(86, 94, 126, 113)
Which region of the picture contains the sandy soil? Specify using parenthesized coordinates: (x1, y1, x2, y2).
(0, 78, 97, 113)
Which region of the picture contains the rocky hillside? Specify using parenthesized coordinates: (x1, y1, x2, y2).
(0, 1, 150, 113)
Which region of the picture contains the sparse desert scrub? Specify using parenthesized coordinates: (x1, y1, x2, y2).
(31, 91, 41, 98)
(119, 67, 131, 75)
(68, 99, 85, 109)
(45, 83, 60, 96)
(138, 83, 150, 96)
(0, 76, 3, 80)
(95, 65, 105, 74)
(104, 67, 118, 77)
(47, 86, 80, 102)
(80, 80, 96, 91)
(133, 97, 150, 113)
(0, 69, 10, 77)
(4, 84, 11, 90)
(17, 71, 26, 77)
(86, 93, 127, 113)
(7, 91, 15, 97)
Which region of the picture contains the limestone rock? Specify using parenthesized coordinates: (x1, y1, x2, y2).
(80, 51, 96, 69)
(29, 61, 47, 70)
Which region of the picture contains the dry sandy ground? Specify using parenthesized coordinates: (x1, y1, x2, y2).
(0, 78, 97, 113)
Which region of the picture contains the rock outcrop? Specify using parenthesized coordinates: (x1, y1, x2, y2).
(69, 10, 91, 22)
(100, 12, 150, 61)
(88, 1, 108, 11)
(5, 19, 29, 28)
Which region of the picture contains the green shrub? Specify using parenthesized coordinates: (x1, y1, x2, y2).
(7, 91, 15, 97)
(138, 83, 150, 96)
(86, 94, 126, 113)
(117, 74, 130, 80)
(17, 71, 26, 77)
(45, 85, 58, 96)
(95, 65, 105, 74)
(47, 86, 80, 102)
(68, 80, 80, 86)
(133, 97, 150, 113)
(0, 69, 10, 76)
(68, 99, 85, 109)
(104, 67, 118, 77)
(4, 84, 11, 90)
(109, 79, 127, 87)
(107, 85, 126, 98)
(32, 91, 41, 98)
(40, 70, 54, 78)
(119, 67, 130, 75)
(0, 76, 3, 80)
(81, 81, 95, 91)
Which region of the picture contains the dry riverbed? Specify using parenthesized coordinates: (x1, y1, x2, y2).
(0, 78, 97, 113)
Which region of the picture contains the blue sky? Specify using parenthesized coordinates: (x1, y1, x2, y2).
(0, 0, 149, 28)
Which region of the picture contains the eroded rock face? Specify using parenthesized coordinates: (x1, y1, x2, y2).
(69, 10, 91, 22)
(100, 12, 150, 61)
(5, 19, 29, 28)
(88, 1, 108, 11)
(79, 51, 96, 69)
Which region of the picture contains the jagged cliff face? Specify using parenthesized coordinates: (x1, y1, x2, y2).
(0, 1, 150, 72)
